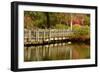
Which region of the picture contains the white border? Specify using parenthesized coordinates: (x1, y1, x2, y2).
(18, 5, 96, 68)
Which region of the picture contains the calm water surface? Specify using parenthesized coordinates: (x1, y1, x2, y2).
(24, 43, 90, 62)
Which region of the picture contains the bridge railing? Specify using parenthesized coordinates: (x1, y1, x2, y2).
(24, 29, 73, 44)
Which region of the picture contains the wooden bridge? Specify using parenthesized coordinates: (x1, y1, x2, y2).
(24, 29, 74, 45)
(24, 29, 74, 61)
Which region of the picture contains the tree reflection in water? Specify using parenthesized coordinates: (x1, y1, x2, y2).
(24, 43, 90, 62)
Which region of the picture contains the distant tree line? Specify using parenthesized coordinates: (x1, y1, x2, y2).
(24, 11, 90, 29)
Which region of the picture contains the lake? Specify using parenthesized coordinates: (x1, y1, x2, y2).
(24, 42, 90, 62)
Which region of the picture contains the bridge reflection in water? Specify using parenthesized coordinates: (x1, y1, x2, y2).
(24, 42, 90, 62)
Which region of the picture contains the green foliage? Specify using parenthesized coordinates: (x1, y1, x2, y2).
(54, 24, 69, 29)
(24, 11, 47, 29)
(84, 14, 90, 26)
(24, 11, 90, 30)
(72, 25, 90, 38)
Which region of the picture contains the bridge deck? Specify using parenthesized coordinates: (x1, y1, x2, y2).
(24, 29, 73, 44)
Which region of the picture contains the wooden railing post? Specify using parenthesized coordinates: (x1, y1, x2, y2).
(43, 29, 45, 41)
(28, 30, 31, 43)
(36, 30, 39, 42)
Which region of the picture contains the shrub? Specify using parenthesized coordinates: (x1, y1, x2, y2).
(71, 25, 90, 38)
(55, 24, 69, 29)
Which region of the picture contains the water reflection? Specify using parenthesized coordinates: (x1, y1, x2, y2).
(24, 43, 90, 62)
